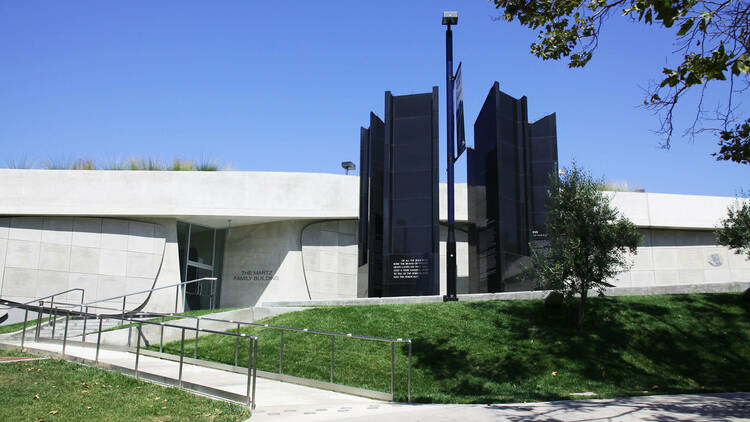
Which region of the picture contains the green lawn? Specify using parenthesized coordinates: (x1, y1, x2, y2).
(0, 317, 50, 335)
(151, 293, 750, 403)
(0, 349, 250, 421)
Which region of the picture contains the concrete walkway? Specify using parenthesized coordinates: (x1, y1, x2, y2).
(252, 392, 750, 421)
(0, 339, 377, 410)
(3, 340, 748, 421)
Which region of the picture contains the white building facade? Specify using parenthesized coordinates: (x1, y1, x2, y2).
(0, 169, 747, 313)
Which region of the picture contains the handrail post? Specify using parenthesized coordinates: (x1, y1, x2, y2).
(159, 316, 165, 353)
(246, 336, 252, 407)
(50, 296, 56, 339)
(330, 335, 335, 383)
(252, 337, 258, 410)
(20, 309, 28, 350)
(62, 314, 69, 356)
(212, 279, 216, 310)
(408, 340, 412, 402)
(127, 318, 133, 348)
(135, 324, 142, 380)
(234, 322, 240, 369)
(95, 316, 103, 364)
(279, 330, 284, 374)
(391, 341, 395, 401)
(194, 318, 200, 359)
(121, 297, 126, 326)
(174, 284, 179, 314)
(35, 301, 43, 342)
(82, 306, 88, 343)
(178, 328, 186, 388)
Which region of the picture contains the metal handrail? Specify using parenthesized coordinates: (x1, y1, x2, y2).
(84, 277, 216, 308)
(21, 288, 85, 307)
(5, 300, 258, 409)
(76, 306, 412, 401)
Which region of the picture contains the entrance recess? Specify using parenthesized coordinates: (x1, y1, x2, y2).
(177, 222, 226, 310)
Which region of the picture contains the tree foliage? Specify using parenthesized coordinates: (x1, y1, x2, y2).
(716, 199, 750, 258)
(491, 0, 750, 162)
(529, 164, 642, 330)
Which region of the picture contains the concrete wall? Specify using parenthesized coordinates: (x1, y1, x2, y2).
(300, 220, 358, 299)
(612, 228, 750, 287)
(0, 216, 180, 313)
(220, 220, 311, 307)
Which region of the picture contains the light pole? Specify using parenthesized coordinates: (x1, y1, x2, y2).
(443, 11, 458, 302)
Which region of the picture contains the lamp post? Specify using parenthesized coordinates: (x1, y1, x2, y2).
(443, 11, 458, 302)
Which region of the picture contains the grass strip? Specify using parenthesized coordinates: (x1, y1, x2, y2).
(0, 349, 249, 421)
(0, 317, 51, 335)
(150, 293, 750, 403)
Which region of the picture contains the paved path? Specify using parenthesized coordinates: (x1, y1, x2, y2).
(4, 340, 748, 421)
(252, 392, 750, 421)
(1, 340, 376, 410)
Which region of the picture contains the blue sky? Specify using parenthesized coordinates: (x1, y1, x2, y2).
(0, 1, 746, 196)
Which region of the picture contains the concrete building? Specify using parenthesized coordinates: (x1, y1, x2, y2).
(0, 169, 747, 314)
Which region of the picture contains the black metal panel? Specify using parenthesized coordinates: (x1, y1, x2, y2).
(468, 82, 558, 292)
(358, 127, 370, 266)
(381, 88, 440, 297)
(367, 113, 385, 298)
(528, 113, 558, 240)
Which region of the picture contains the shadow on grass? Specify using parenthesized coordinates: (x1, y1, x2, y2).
(409, 294, 750, 403)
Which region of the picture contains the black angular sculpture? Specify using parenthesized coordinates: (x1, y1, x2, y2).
(358, 88, 440, 297)
(468, 82, 558, 292)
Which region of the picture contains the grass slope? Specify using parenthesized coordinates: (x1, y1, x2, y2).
(152, 293, 750, 403)
(0, 317, 51, 335)
(0, 349, 249, 421)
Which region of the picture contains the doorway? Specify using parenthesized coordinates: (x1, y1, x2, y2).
(176, 222, 226, 311)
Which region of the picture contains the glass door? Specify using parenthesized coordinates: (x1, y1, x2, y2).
(177, 222, 226, 311)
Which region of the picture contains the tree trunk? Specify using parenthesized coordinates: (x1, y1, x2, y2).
(578, 286, 587, 332)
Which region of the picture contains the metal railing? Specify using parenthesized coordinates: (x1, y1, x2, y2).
(83, 277, 217, 318)
(3, 278, 413, 402)
(4, 299, 258, 409)
(79, 307, 413, 401)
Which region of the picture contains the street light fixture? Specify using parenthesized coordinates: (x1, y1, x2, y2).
(341, 161, 356, 175)
(443, 11, 459, 302)
(442, 11, 458, 26)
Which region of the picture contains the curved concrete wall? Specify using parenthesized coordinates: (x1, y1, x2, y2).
(301, 220, 358, 299)
(0, 217, 168, 310)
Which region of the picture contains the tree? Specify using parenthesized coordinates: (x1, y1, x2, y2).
(716, 199, 750, 258)
(529, 164, 642, 331)
(490, 0, 750, 163)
